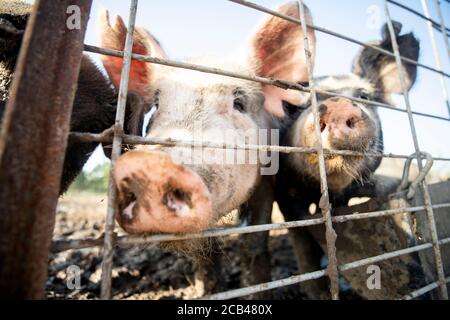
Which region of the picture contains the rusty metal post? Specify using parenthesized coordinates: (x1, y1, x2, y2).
(0, 0, 92, 299)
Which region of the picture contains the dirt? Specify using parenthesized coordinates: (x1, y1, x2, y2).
(47, 192, 359, 300)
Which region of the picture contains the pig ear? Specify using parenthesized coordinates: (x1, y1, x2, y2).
(250, 1, 316, 118)
(352, 21, 420, 94)
(99, 10, 166, 102)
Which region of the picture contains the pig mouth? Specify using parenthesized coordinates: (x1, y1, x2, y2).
(327, 155, 364, 173)
(324, 154, 340, 160)
(303, 134, 365, 166)
(306, 153, 363, 174)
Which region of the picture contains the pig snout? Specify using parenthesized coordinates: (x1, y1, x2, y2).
(113, 150, 213, 234)
(318, 98, 369, 151)
(290, 96, 379, 191)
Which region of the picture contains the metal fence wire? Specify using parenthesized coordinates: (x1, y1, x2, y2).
(48, 0, 450, 300)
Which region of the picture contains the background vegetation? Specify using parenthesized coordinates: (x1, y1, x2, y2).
(70, 163, 110, 194)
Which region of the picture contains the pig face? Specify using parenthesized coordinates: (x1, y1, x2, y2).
(285, 22, 419, 193)
(287, 74, 383, 192)
(99, 2, 316, 234)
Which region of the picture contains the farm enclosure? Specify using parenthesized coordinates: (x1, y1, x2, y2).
(1, 0, 450, 300)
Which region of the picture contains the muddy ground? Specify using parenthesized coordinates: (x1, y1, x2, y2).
(47, 192, 361, 300)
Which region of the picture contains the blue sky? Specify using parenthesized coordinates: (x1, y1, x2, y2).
(80, 0, 450, 173)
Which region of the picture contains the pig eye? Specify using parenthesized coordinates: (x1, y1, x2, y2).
(232, 88, 247, 113)
(358, 92, 370, 100)
(233, 98, 246, 113)
(299, 81, 310, 88)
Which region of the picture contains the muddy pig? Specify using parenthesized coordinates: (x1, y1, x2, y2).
(0, 0, 149, 194)
(275, 22, 424, 299)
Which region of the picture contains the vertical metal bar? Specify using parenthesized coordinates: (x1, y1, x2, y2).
(384, 0, 449, 300)
(0, 0, 92, 299)
(434, 0, 450, 58)
(100, 0, 139, 300)
(420, 0, 450, 118)
(298, 0, 339, 300)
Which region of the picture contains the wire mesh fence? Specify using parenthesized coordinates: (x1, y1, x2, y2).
(12, 0, 450, 300)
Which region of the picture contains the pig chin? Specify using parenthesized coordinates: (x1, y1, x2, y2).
(293, 137, 365, 192)
(299, 153, 362, 192)
(325, 155, 364, 192)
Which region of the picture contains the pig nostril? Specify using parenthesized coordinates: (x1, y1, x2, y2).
(164, 188, 192, 217)
(120, 178, 137, 206)
(320, 120, 326, 132)
(120, 189, 137, 220)
(125, 191, 137, 204)
(346, 118, 355, 129)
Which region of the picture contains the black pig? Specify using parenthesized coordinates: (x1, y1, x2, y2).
(274, 22, 422, 299)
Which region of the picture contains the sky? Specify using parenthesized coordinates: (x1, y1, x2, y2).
(76, 0, 450, 174)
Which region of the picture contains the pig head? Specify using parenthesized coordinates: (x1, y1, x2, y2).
(282, 21, 420, 194)
(98, 1, 316, 234)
